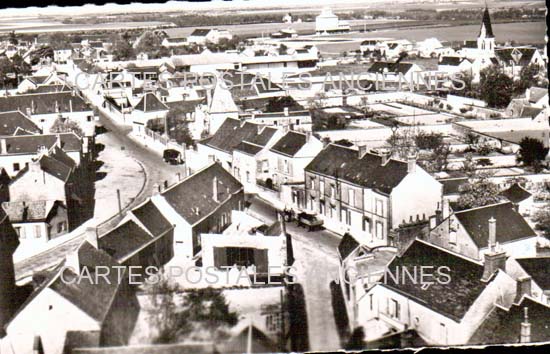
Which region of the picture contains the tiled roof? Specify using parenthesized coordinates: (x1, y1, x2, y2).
(0, 111, 41, 136)
(203, 118, 261, 154)
(269, 131, 307, 157)
(190, 29, 212, 36)
(27, 84, 70, 94)
(516, 257, 550, 290)
(338, 232, 360, 260)
(220, 325, 278, 354)
(49, 241, 123, 323)
(463, 40, 478, 49)
(368, 62, 414, 75)
(247, 126, 277, 146)
(131, 200, 173, 237)
(3, 133, 81, 155)
(233, 141, 263, 156)
(133, 93, 169, 113)
(495, 47, 538, 67)
(439, 56, 469, 66)
(39, 154, 74, 182)
(499, 183, 532, 204)
(1, 200, 60, 222)
(161, 162, 242, 225)
(0, 92, 91, 114)
(469, 297, 550, 344)
(454, 202, 536, 248)
(98, 220, 153, 262)
(384, 239, 489, 320)
(305, 144, 409, 194)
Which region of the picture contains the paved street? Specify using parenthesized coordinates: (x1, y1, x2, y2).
(247, 196, 342, 351)
(94, 112, 187, 233)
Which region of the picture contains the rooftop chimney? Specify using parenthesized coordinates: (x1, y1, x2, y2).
(284, 107, 289, 117)
(56, 134, 62, 149)
(0, 138, 6, 155)
(488, 217, 496, 252)
(520, 307, 531, 343)
(482, 218, 506, 282)
(358, 145, 368, 159)
(515, 276, 532, 303)
(305, 131, 312, 143)
(442, 199, 450, 220)
(85, 226, 98, 249)
(213, 176, 219, 202)
(407, 153, 416, 173)
(380, 151, 389, 166)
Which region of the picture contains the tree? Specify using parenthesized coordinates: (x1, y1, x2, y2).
(50, 118, 84, 137)
(517, 137, 548, 172)
(146, 107, 195, 147)
(479, 65, 514, 108)
(386, 126, 417, 160)
(461, 152, 477, 177)
(456, 174, 502, 210)
(513, 63, 541, 95)
(533, 202, 550, 238)
(0, 56, 13, 92)
(11, 54, 31, 84)
(48, 32, 72, 50)
(111, 33, 135, 61)
(414, 131, 444, 151)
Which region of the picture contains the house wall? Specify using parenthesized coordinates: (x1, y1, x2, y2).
(427, 215, 480, 260)
(9, 170, 67, 203)
(196, 143, 233, 172)
(390, 168, 442, 228)
(232, 151, 258, 192)
(151, 194, 194, 259)
(7, 288, 100, 354)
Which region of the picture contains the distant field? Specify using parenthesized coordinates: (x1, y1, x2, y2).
(314, 21, 546, 54)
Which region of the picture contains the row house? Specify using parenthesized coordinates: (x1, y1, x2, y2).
(197, 118, 266, 172)
(427, 202, 538, 261)
(304, 144, 442, 247)
(0, 111, 41, 137)
(1, 200, 68, 249)
(266, 130, 323, 190)
(150, 162, 245, 260)
(352, 239, 518, 346)
(130, 92, 169, 135)
(17, 73, 64, 93)
(0, 91, 95, 134)
(0, 133, 82, 177)
(232, 126, 282, 192)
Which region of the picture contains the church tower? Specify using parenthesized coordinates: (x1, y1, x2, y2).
(0, 211, 19, 337)
(477, 5, 495, 55)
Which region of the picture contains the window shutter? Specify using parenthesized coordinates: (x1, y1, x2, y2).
(253, 249, 268, 273)
(213, 247, 227, 268)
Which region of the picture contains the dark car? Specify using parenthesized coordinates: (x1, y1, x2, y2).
(163, 149, 183, 165)
(296, 212, 324, 231)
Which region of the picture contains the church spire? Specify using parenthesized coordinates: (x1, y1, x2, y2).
(479, 5, 495, 39)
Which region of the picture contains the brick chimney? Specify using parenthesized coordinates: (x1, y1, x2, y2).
(520, 307, 531, 343)
(515, 276, 532, 303)
(85, 226, 98, 249)
(0, 138, 7, 155)
(442, 199, 450, 220)
(482, 218, 507, 282)
(407, 153, 416, 173)
(213, 176, 219, 202)
(358, 145, 368, 159)
(380, 151, 390, 166)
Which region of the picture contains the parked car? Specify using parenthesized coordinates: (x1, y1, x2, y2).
(163, 149, 183, 165)
(296, 212, 324, 231)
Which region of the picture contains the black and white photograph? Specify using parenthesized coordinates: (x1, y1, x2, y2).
(0, 0, 548, 353)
